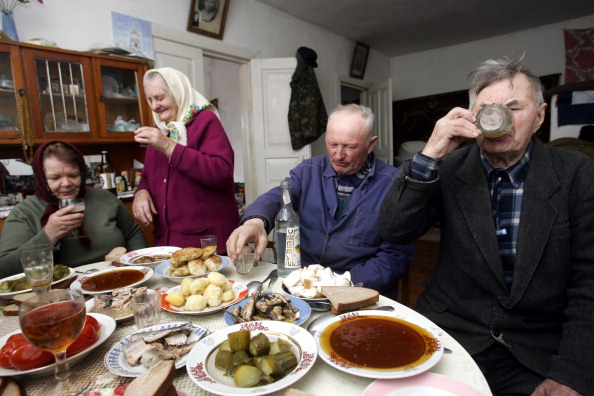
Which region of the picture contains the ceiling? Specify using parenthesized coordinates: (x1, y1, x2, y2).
(254, 0, 594, 57)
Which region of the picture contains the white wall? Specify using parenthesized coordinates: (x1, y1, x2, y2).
(390, 14, 594, 100)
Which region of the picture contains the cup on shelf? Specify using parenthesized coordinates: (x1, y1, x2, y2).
(19, 244, 54, 295)
(131, 290, 162, 329)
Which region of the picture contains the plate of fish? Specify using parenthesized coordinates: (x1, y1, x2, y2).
(0, 265, 75, 297)
(224, 291, 310, 326)
(161, 281, 248, 316)
(85, 286, 149, 322)
(315, 310, 444, 379)
(155, 255, 230, 284)
(186, 321, 318, 396)
(119, 246, 181, 267)
(0, 313, 116, 378)
(70, 266, 153, 295)
(104, 322, 209, 377)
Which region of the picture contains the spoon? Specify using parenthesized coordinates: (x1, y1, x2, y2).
(246, 280, 263, 296)
(307, 306, 396, 334)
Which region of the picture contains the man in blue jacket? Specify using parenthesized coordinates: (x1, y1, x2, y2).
(226, 104, 413, 299)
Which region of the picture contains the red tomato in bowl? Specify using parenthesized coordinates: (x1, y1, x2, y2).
(85, 315, 100, 332)
(0, 334, 29, 369)
(66, 322, 97, 356)
(9, 344, 54, 371)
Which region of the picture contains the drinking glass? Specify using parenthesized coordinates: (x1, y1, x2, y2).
(236, 248, 257, 275)
(19, 289, 86, 385)
(200, 235, 218, 253)
(58, 198, 85, 238)
(131, 290, 162, 329)
(19, 244, 54, 295)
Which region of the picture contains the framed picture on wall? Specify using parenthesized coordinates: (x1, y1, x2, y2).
(187, 0, 230, 40)
(350, 42, 370, 79)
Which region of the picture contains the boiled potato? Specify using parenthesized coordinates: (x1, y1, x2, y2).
(189, 277, 210, 295)
(204, 283, 223, 307)
(221, 289, 235, 302)
(207, 271, 226, 287)
(165, 291, 186, 307)
(185, 294, 207, 311)
(222, 280, 233, 292)
(180, 277, 194, 296)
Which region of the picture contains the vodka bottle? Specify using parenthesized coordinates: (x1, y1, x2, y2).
(275, 181, 301, 277)
(95, 150, 117, 195)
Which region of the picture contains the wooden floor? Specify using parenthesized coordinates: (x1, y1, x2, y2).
(398, 239, 439, 308)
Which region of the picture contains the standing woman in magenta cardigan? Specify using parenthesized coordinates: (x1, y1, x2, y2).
(132, 67, 239, 252)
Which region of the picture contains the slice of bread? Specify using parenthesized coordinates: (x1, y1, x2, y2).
(2, 304, 19, 316)
(105, 246, 127, 262)
(12, 291, 36, 305)
(123, 360, 176, 396)
(0, 377, 25, 396)
(321, 286, 379, 314)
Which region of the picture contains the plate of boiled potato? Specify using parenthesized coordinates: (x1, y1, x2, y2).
(162, 272, 248, 315)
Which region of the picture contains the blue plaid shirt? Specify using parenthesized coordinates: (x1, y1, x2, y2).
(410, 143, 533, 286)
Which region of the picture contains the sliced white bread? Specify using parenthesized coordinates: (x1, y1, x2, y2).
(105, 246, 127, 262)
(123, 360, 176, 396)
(321, 286, 379, 314)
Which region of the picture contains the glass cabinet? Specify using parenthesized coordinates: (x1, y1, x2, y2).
(0, 43, 23, 141)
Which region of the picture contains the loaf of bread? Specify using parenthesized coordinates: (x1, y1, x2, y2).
(105, 246, 127, 262)
(321, 286, 379, 314)
(123, 360, 176, 396)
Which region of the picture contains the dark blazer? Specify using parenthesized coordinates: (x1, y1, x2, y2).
(379, 138, 594, 395)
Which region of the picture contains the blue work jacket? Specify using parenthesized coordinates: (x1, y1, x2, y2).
(243, 155, 414, 299)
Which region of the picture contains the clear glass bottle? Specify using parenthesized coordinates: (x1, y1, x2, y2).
(96, 150, 117, 195)
(275, 181, 301, 276)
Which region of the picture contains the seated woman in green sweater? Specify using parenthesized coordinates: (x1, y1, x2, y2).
(0, 141, 146, 277)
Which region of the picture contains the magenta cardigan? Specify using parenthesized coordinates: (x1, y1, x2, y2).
(136, 110, 240, 252)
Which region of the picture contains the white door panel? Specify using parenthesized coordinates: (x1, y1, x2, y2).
(249, 58, 311, 203)
(365, 79, 393, 165)
(153, 37, 205, 93)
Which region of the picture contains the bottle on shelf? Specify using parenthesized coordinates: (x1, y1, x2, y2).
(274, 181, 301, 277)
(95, 150, 117, 195)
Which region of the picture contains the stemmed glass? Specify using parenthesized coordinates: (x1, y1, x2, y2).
(19, 244, 54, 295)
(19, 289, 86, 390)
(58, 198, 85, 238)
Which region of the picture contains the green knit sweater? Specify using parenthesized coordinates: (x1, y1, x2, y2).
(0, 188, 146, 277)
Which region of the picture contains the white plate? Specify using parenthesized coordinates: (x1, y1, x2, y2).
(186, 321, 317, 396)
(70, 266, 153, 295)
(0, 267, 76, 298)
(84, 287, 156, 322)
(104, 322, 208, 377)
(281, 283, 330, 303)
(155, 256, 230, 284)
(315, 310, 444, 379)
(119, 246, 181, 268)
(161, 282, 248, 316)
(363, 373, 486, 396)
(224, 294, 311, 326)
(0, 313, 116, 378)
(102, 75, 119, 95)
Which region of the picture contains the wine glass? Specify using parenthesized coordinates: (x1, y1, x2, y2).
(19, 244, 54, 295)
(19, 289, 86, 388)
(58, 198, 85, 238)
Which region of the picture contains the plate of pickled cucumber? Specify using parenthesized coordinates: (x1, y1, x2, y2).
(186, 321, 317, 395)
(0, 264, 75, 297)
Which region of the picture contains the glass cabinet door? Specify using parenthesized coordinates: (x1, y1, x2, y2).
(0, 48, 20, 139)
(34, 57, 90, 133)
(98, 62, 146, 136)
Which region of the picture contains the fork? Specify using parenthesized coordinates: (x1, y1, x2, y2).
(262, 269, 279, 295)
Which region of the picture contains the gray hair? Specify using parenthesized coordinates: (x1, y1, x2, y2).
(468, 55, 545, 110)
(328, 103, 375, 143)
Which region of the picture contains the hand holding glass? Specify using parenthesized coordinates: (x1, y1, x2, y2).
(59, 198, 85, 238)
(236, 248, 257, 275)
(19, 289, 86, 383)
(19, 244, 54, 295)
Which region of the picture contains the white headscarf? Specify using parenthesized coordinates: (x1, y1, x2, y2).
(145, 67, 219, 146)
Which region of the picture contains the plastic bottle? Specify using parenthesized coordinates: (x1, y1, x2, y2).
(275, 181, 301, 276)
(96, 150, 117, 195)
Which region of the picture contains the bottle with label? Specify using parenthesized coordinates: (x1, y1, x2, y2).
(95, 150, 117, 195)
(275, 181, 301, 277)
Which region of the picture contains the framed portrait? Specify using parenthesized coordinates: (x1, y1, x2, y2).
(187, 0, 230, 40)
(350, 42, 370, 79)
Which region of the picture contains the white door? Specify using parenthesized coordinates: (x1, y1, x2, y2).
(364, 79, 393, 165)
(248, 58, 312, 203)
(152, 37, 205, 93)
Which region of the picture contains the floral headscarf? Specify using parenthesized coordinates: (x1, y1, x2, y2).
(145, 67, 219, 146)
(33, 141, 90, 248)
